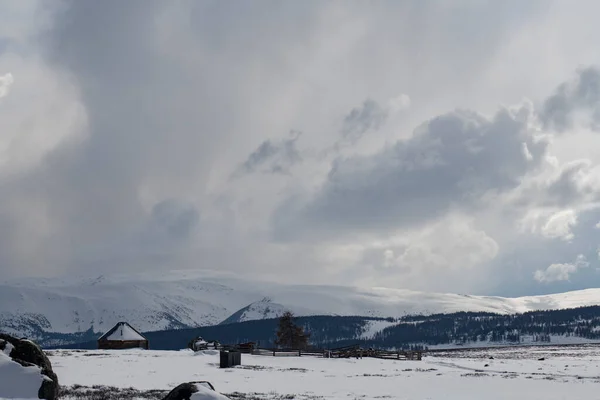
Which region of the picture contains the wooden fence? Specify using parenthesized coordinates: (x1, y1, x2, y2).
(326, 345, 422, 360)
(251, 348, 326, 357)
(248, 345, 421, 361)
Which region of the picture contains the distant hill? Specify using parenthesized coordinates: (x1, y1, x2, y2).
(45, 306, 600, 351)
(4, 270, 600, 345)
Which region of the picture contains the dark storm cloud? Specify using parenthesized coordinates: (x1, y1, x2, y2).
(273, 105, 548, 240)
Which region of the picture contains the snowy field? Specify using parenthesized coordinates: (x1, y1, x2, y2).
(47, 345, 600, 400)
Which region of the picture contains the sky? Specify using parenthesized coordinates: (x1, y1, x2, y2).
(1, 0, 600, 296)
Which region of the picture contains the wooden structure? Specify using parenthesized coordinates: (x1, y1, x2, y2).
(98, 322, 148, 350)
(249, 344, 422, 361)
(220, 350, 242, 368)
(188, 336, 220, 351)
(327, 345, 422, 360)
(235, 342, 256, 353)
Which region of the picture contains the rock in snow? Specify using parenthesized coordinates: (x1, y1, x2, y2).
(162, 382, 230, 400)
(0, 334, 59, 400)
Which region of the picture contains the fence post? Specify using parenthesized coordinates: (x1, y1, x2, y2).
(299, 350, 302, 357)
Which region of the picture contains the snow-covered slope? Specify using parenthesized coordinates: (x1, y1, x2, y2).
(219, 298, 290, 325)
(2, 270, 600, 338)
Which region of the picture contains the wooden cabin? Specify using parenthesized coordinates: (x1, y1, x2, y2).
(98, 322, 148, 350)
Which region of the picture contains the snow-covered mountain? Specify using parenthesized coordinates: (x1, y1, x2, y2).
(219, 298, 292, 325)
(2, 270, 600, 339)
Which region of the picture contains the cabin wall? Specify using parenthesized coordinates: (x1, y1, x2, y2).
(98, 340, 149, 350)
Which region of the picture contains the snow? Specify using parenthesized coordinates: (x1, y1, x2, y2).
(0, 350, 44, 400)
(2, 341, 14, 356)
(191, 384, 231, 400)
(5, 269, 600, 336)
(105, 323, 145, 341)
(425, 334, 600, 350)
(359, 319, 397, 339)
(48, 345, 600, 399)
(224, 298, 300, 323)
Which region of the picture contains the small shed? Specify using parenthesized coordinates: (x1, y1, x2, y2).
(98, 322, 148, 350)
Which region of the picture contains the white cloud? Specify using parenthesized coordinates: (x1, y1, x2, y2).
(382, 249, 395, 269)
(534, 254, 589, 283)
(0, 60, 86, 176)
(521, 142, 534, 161)
(0, 73, 14, 98)
(403, 217, 498, 271)
(540, 209, 578, 241)
(388, 94, 411, 114)
(534, 263, 577, 283)
(353, 215, 499, 292)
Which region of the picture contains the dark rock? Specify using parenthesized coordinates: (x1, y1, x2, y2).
(484, 364, 489, 367)
(538, 357, 545, 361)
(488, 356, 494, 359)
(0, 334, 59, 400)
(163, 382, 198, 400)
(162, 381, 216, 400)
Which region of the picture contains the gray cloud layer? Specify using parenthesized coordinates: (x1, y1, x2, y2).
(1, 0, 600, 296)
(274, 105, 547, 238)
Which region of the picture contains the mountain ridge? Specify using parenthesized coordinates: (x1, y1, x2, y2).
(2, 271, 600, 342)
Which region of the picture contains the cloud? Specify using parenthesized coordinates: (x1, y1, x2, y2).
(534, 254, 589, 283)
(541, 66, 600, 132)
(0, 73, 13, 98)
(545, 160, 600, 205)
(540, 209, 578, 241)
(341, 99, 388, 143)
(337, 95, 410, 147)
(340, 214, 499, 292)
(4, 0, 600, 297)
(236, 131, 302, 176)
(388, 94, 411, 114)
(149, 199, 199, 241)
(382, 216, 499, 272)
(274, 102, 547, 240)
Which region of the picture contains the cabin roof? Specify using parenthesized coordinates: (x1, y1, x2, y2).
(98, 321, 146, 342)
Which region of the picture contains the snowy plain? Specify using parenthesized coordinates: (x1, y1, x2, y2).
(47, 345, 600, 400)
